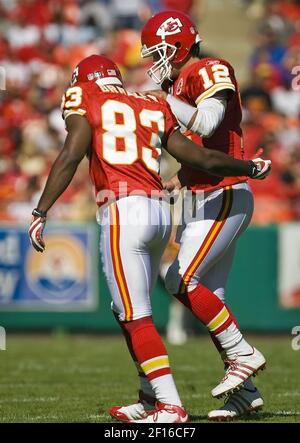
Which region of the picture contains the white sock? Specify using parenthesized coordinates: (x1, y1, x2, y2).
(149, 374, 182, 406)
(216, 323, 253, 357)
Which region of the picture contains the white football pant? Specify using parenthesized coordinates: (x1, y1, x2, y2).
(99, 196, 172, 321)
(165, 182, 254, 301)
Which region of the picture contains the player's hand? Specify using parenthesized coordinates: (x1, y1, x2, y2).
(143, 89, 167, 100)
(28, 209, 47, 252)
(247, 148, 271, 179)
(163, 175, 182, 204)
(163, 174, 182, 193)
(248, 158, 272, 180)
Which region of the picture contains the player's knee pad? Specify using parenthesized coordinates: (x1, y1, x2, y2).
(165, 264, 201, 295)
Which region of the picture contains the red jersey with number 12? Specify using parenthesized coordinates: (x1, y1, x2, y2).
(169, 57, 248, 192)
(62, 81, 179, 206)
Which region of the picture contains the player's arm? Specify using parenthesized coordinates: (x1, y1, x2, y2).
(36, 115, 91, 213)
(166, 130, 271, 179)
(148, 89, 227, 138)
(166, 91, 227, 137)
(29, 115, 91, 252)
(172, 60, 237, 137)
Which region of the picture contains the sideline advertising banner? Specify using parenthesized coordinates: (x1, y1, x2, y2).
(279, 223, 300, 308)
(0, 223, 98, 311)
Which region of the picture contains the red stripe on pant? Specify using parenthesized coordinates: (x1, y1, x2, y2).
(179, 186, 233, 294)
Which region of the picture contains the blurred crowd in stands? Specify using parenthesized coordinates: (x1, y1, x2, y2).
(0, 0, 299, 224)
(241, 0, 300, 223)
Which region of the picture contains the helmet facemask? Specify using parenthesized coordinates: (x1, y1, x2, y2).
(141, 36, 177, 85)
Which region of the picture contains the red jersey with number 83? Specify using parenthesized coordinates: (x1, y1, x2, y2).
(61, 81, 179, 206)
(169, 57, 247, 192)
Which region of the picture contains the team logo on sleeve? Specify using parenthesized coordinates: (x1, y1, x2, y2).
(175, 78, 183, 95)
(157, 18, 183, 36)
(70, 67, 79, 86)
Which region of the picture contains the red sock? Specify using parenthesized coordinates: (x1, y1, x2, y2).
(121, 316, 171, 381)
(113, 311, 145, 376)
(174, 283, 235, 335)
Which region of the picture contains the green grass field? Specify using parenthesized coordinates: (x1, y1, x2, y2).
(0, 334, 299, 423)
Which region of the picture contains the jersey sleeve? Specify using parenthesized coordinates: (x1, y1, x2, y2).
(185, 59, 236, 106)
(61, 83, 89, 120)
(164, 101, 180, 139)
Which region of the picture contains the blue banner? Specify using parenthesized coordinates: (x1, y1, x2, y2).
(0, 224, 98, 311)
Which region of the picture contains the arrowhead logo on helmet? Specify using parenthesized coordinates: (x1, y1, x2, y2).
(156, 18, 183, 37)
(141, 11, 201, 85)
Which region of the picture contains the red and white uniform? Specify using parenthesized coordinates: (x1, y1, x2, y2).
(62, 82, 178, 321)
(62, 82, 178, 204)
(164, 58, 254, 300)
(169, 57, 247, 192)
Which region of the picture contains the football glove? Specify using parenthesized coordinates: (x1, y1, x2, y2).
(28, 208, 47, 252)
(248, 158, 271, 180)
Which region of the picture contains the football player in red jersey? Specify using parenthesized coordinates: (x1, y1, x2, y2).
(28, 55, 270, 423)
(138, 10, 268, 421)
